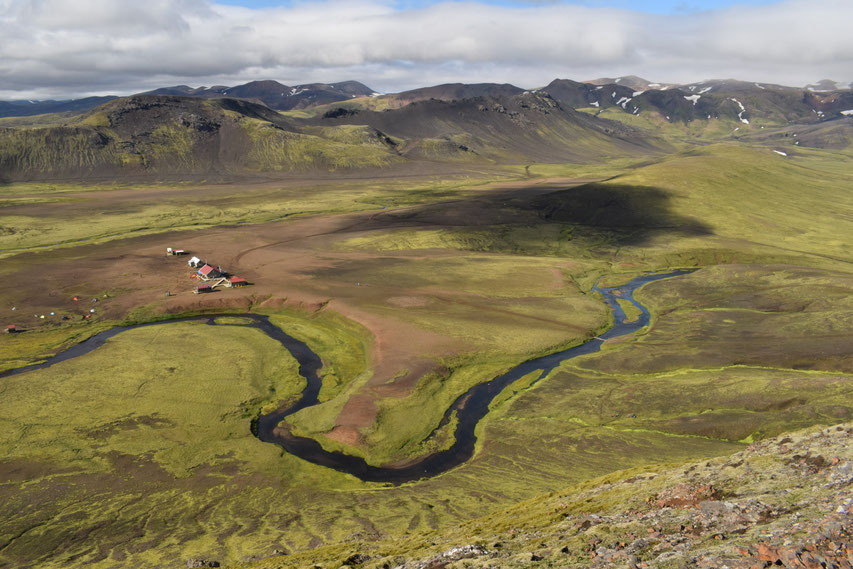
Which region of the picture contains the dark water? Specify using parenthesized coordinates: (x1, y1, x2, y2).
(1, 270, 694, 484)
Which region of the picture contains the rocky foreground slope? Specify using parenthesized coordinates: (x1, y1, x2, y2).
(237, 424, 852, 569)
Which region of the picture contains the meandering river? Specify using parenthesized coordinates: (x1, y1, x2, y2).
(1, 269, 693, 484)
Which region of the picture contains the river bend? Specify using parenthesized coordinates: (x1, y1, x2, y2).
(1, 270, 693, 484)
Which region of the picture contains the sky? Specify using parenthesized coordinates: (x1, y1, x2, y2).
(1, 0, 851, 100)
(218, 0, 780, 14)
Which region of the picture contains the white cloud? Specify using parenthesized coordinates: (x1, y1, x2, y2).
(0, 0, 851, 99)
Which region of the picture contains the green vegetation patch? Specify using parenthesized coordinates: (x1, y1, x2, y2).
(241, 120, 400, 171)
(0, 320, 113, 373)
(213, 316, 257, 326)
(579, 265, 853, 375)
(266, 308, 372, 402)
(508, 367, 853, 444)
(614, 297, 642, 322)
(0, 322, 303, 476)
(0, 175, 512, 258)
(607, 144, 853, 264)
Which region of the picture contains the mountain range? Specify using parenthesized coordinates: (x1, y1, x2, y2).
(140, 80, 377, 111)
(0, 80, 376, 118)
(3, 76, 852, 121)
(0, 90, 663, 181)
(1, 76, 852, 182)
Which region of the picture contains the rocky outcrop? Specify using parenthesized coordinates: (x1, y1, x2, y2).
(186, 559, 220, 568)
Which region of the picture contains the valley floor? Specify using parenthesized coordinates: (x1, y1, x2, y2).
(0, 140, 851, 568)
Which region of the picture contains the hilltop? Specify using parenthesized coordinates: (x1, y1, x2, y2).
(0, 81, 374, 118)
(0, 95, 397, 181)
(141, 80, 377, 111)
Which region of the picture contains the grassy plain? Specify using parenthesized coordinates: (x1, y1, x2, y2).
(0, 115, 851, 568)
(0, 173, 512, 258)
(0, 322, 303, 475)
(0, 307, 769, 568)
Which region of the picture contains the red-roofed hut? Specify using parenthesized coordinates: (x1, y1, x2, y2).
(197, 264, 222, 280)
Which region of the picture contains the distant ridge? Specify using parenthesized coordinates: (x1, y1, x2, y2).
(3, 76, 853, 122)
(0, 96, 117, 118)
(388, 82, 524, 104)
(540, 77, 853, 123)
(0, 81, 377, 119)
(584, 75, 675, 91)
(141, 79, 377, 111)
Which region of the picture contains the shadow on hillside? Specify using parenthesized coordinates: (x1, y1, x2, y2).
(368, 182, 712, 247)
(522, 183, 713, 245)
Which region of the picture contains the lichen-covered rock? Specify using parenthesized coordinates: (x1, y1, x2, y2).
(186, 559, 220, 568)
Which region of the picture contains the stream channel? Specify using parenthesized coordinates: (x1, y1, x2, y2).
(1, 269, 693, 484)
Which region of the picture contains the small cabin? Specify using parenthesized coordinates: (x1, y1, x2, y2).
(187, 256, 203, 268)
(194, 284, 213, 294)
(166, 248, 187, 256)
(6, 324, 16, 334)
(197, 264, 222, 280)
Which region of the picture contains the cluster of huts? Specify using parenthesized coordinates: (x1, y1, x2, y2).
(185, 254, 249, 293)
(5, 246, 255, 333)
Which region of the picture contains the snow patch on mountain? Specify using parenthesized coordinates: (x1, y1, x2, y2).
(729, 98, 750, 124)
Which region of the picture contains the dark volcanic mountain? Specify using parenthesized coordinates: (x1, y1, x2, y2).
(0, 81, 376, 119)
(584, 75, 674, 91)
(315, 91, 661, 163)
(386, 83, 525, 105)
(142, 80, 377, 111)
(541, 78, 853, 123)
(0, 96, 306, 180)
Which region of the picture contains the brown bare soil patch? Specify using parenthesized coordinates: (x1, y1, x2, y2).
(386, 296, 431, 308)
(2, 179, 598, 448)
